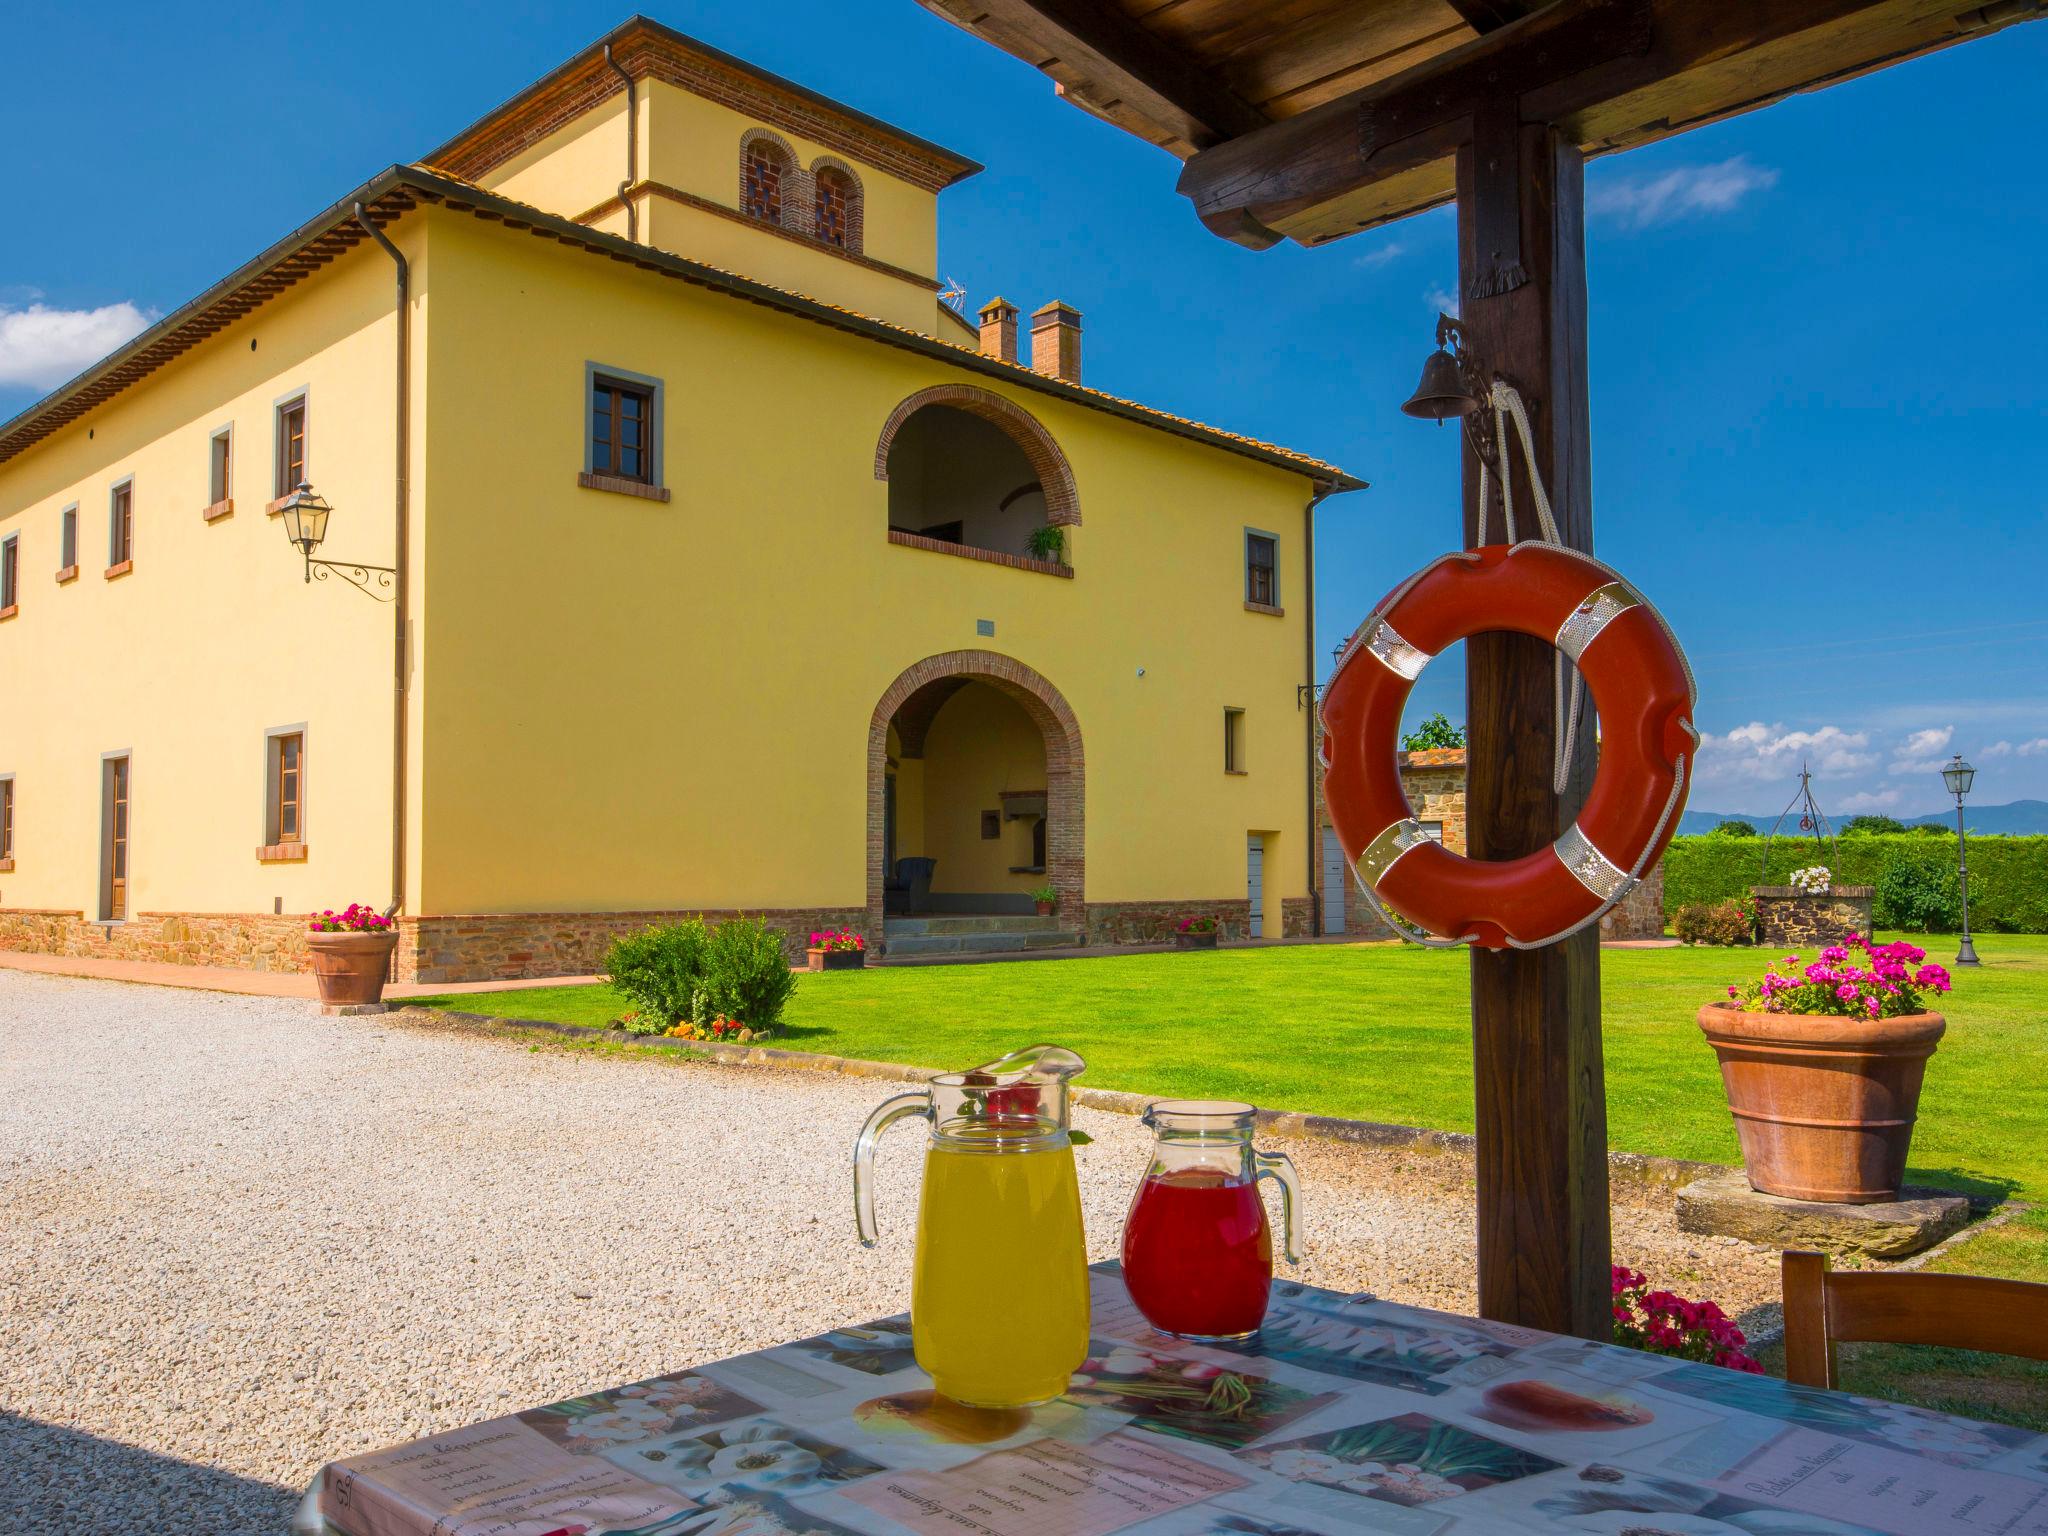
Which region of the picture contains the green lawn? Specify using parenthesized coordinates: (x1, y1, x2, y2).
(418, 932, 2048, 1203)
(419, 935, 2048, 1430)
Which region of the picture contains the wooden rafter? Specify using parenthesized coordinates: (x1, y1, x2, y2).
(918, 0, 1270, 148)
(1441, 0, 1537, 34)
(1174, 0, 2000, 246)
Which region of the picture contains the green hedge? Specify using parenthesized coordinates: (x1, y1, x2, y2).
(1661, 834, 2048, 933)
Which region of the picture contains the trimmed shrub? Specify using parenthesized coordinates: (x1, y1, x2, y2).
(1843, 814, 1908, 835)
(702, 915, 798, 1029)
(604, 920, 711, 1033)
(1675, 900, 1753, 946)
(1661, 833, 2048, 933)
(1708, 819, 1757, 837)
(1875, 857, 1963, 934)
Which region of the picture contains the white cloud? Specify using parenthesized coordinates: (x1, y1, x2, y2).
(1354, 240, 1407, 270)
(2019, 738, 2048, 758)
(1695, 721, 1876, 785)
(1588, 156, 1779, 231)
(1838, 789, 1903, 813)
(0, 300, 156, 391)
(1887, 725, 1954, 775)
(1981, 741, 2014, 758)
(1423, 283, 1460, 318)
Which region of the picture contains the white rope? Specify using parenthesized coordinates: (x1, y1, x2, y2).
(1332, 378, 1701, 952)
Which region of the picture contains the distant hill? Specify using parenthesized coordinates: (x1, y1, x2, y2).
(1676, 800, 2048, 837)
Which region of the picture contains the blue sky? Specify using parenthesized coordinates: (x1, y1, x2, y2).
(4, 4, 2043, 818)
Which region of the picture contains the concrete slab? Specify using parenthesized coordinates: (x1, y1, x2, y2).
(1676, 1168, 1971, 1260)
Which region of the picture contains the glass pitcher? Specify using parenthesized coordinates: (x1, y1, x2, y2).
(1121, 1100, 1303, 1341)
(853, 1045, 1090, 1408)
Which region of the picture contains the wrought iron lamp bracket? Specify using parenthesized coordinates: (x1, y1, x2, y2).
(305, 555, 397, 601)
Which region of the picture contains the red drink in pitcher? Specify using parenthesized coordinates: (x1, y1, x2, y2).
(1119, 1101, 1302, 1342)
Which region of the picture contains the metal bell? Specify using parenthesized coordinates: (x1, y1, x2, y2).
(1400, 347, 1480, 421)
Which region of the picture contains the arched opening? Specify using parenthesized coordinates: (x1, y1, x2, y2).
(741, 132, 795, 226)
(869, 651, 1083, 936)
(884, 406, 1048, 555)
(812, 162, 861, 251)
(875, 386, 1081, 566)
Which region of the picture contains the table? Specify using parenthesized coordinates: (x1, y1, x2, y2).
(300, 1263, 2048, 1536)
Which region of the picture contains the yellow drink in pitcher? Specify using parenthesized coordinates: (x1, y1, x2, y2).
(912, 1131, 1089, 1407)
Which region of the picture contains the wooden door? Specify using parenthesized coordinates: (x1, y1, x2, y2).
(104, 756, 130, 921)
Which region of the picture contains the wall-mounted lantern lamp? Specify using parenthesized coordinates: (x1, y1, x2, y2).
(278, 481, 396, 600)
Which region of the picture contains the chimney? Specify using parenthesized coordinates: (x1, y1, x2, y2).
(977, 297, 1018, 363)
(1030, 301, 1082, 383)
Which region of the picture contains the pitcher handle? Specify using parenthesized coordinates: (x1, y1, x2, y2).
(1254, 1149, 1304, 1265)
(853, 1091, 931, 1247)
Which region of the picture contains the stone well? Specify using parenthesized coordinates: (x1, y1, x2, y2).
(1750, 885, 1875, 949)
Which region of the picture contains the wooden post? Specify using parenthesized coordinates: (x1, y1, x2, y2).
(1456, 116, 1611, 1338)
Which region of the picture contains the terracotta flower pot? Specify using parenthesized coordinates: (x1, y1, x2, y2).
(307, 929, 400, 1007)
(1035, 900, 1056, 916)
(1174, 931, 1219, 950)
(807, 946, 865, 971)
(1697, 1002, 1945, 1203)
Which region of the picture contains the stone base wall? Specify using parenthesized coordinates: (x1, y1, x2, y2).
(398, 908, 869, 984)
(1085, 900, 1253, 945)
(1281, 896, 1312, 939)
(1751, 886, 1875, 949)
(5, 896, 1325, 984)
(0, 909, 313, 972)
(1600, 864, 1667, 941)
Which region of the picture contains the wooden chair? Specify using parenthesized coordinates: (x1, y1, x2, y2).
(1781, 1249, 2048, 1388)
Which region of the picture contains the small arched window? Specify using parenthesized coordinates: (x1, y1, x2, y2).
(742, 137, 793, 226)
(814, 166, 856, 250)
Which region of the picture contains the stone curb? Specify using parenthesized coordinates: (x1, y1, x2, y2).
(407, 1007, 1724, 1193)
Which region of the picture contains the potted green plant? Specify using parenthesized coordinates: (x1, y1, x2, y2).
(1173, 915, 1219, 951)
(1026, 524, 1065, 565)
(806, 927, 866, 971)
(306, 902, 399, 1009)
(1698, 933, 1950, 1203)
(1031, 883, 1058, 916)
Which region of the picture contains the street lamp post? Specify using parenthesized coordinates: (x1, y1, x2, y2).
(1941, 753, 1980, 967)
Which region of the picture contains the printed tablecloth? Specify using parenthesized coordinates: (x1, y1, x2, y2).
(299, 1263, 2048, 1536)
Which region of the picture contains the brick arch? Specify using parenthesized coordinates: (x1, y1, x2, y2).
(808, 155, 865, 254)
(740, 127, 807, 229)
(873, 384, 1081, 526)
(868, 650, 1084, 939)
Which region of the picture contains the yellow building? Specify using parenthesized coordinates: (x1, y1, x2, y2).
(0, 18, 1361, 982)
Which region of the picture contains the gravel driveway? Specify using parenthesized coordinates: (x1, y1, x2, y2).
(0, 970, 1780, 1534)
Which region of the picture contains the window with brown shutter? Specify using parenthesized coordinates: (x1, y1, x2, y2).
(1245, 531, 1278, 607)
(0, 777, 13, 863)
(0, 535, 17, 614)
(590, 375, 656, 484)
(108, 482, 134, 569)
(274, 733, 303, 844)
(276, 396, 307, 497)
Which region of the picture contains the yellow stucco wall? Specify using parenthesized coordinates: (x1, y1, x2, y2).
(1, 202, 1327, 932)
(917, 684, 1046, 896)
(415, 210, 1318, 915)
(0, 229, 428, 921)
(470, 77, 943, 335)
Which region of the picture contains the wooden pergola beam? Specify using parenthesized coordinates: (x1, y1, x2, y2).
(1442, 0, 1537, 34)
(918, 0, 1270, 149)
(1175, 0, 1936, 247)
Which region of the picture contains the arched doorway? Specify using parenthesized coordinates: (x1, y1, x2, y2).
(868, 651, 1083, 937)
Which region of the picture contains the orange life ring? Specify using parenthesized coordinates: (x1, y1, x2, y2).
(1321, 543, 1697, 950)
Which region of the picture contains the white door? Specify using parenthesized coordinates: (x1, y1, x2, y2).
(1320, 826, 1348, 935)
(1247, 834, 1265, 938)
